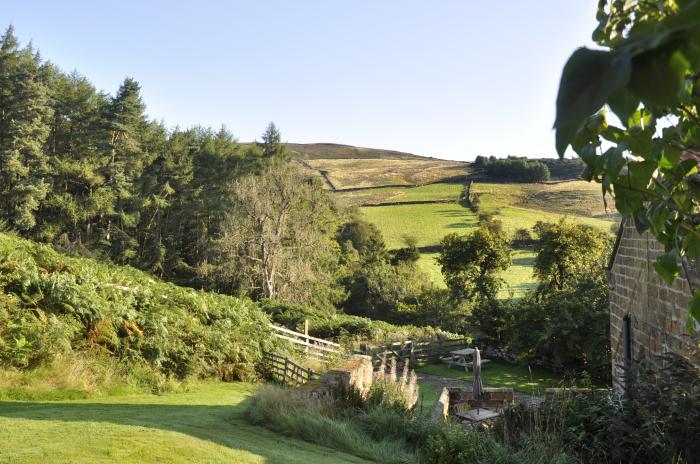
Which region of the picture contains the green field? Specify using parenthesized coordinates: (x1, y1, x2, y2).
(0, 382, 369, 464)
(360, 202, 478, 249)
(382, 183, 463, 203)
(472, 181, 618, 221)
(354, 180, 618, 295)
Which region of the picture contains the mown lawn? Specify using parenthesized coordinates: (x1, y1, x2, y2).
(417, 361, 582, 395)
(360, 203, 478, 249)
(0, 382, 370, 464)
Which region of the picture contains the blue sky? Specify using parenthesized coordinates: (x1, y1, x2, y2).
(4, 1, 597, 161)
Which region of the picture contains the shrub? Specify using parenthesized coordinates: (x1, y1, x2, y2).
(0, 233, 275, 389)
(497, 352, 699, 464)
(508, 275, 610, 382)
(260, 299, 454, 345)
(366, 356, 419, 413)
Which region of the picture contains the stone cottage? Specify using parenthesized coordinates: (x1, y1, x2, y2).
(608, 219, 699, 390)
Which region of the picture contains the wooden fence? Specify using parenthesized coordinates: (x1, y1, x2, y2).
(269, 323, 341, 358)
(362, 337, 469, 368)
(263, 352, 320, 387)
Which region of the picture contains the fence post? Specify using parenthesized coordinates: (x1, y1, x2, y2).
(304, 319, 309, 355)
(408, 340, 416, 368)
(283, 357, 289, 385)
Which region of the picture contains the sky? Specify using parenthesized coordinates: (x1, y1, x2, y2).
(3, 1, 598, 161)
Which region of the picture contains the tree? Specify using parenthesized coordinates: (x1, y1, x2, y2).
(390, 235, 420, 265)
(509, 274, 611, 382)
(215, 163, 339, 308)
(336, 219, 387, 263)
(533, 221, 612, 291)
(0, 26, 52, 231)
(259, 121, 288, 160)
(438, 228, 511, 302)
(554, 0, 700, 324)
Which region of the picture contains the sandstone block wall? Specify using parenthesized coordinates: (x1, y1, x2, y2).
(609, 220, 697, 390)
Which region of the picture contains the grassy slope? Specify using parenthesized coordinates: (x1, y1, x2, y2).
(357, 181, 617, 293)
(0, 382, 369, 464)
(360, 202, 478, 249)
(288, 143, 427, 160)
(308, 158, 468, 189)
(472, 181, 618, 234)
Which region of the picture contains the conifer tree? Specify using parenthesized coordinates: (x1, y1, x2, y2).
(0, 26, 52, 231)
(259, 121, 288, 159)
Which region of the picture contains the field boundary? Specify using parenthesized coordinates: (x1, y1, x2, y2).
(361, 199, 457, 207)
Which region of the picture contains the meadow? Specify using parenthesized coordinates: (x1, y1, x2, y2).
(355, 180, 617, 293)
(359, 202, 478, 249)
(471, 181, 618, 222)
(0, 382, 369, 464)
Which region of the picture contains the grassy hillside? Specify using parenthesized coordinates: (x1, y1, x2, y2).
(0, 382, 369, 464)
(353, 179, 617, 295)
(307, 158, 468, 190)
(471, 181, 618, 236)
(288, 143, 427, 160)
(0, 232, 273, 392)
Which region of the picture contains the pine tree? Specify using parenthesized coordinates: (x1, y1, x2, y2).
(259, 121, 288, 159)
(102, 77, 147, 262)
(0, 26, 52, 231)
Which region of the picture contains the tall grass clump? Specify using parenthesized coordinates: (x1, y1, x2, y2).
(366, 356, 419, 413)
(0, 233, 276, 394)
(246, 385, 416, 464)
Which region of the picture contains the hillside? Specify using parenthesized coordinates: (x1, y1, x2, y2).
(0, 232, 274, 392)
(331, 173, 618, 294)
(288, 143, 429, 160)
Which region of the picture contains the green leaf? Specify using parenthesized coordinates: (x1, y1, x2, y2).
(634, 209, 651, 234)
(648, 202, 669, 234)
(683, 231, 700, 258)
(554, 48, 632, 155)
(603, 146, 626, 179)
(628, 160, 657, 190)
(615, 185, 644, 215)
(688, 292, 700, 326)
(653, 249, 681, 285)
(608, 87, 640, 124)
(629, 48, 691, 107)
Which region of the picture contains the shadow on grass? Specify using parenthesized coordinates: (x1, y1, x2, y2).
(0, 397, 288, 458)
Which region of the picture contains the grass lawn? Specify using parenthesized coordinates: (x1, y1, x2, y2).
(360, 203, 477, 249)
(0, 382, 370, 464)
(417, 361, 578, 395)
(416, 381, 442, 412)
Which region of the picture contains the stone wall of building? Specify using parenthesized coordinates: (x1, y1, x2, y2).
(609, 220, 697, 390)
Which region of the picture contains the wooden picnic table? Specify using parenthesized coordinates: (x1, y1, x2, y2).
(441, 348, 491, 371)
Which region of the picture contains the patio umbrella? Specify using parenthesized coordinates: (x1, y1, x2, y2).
(472, 347, 484, 413)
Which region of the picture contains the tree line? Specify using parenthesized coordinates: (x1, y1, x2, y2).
(0, 26, 290, 291)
